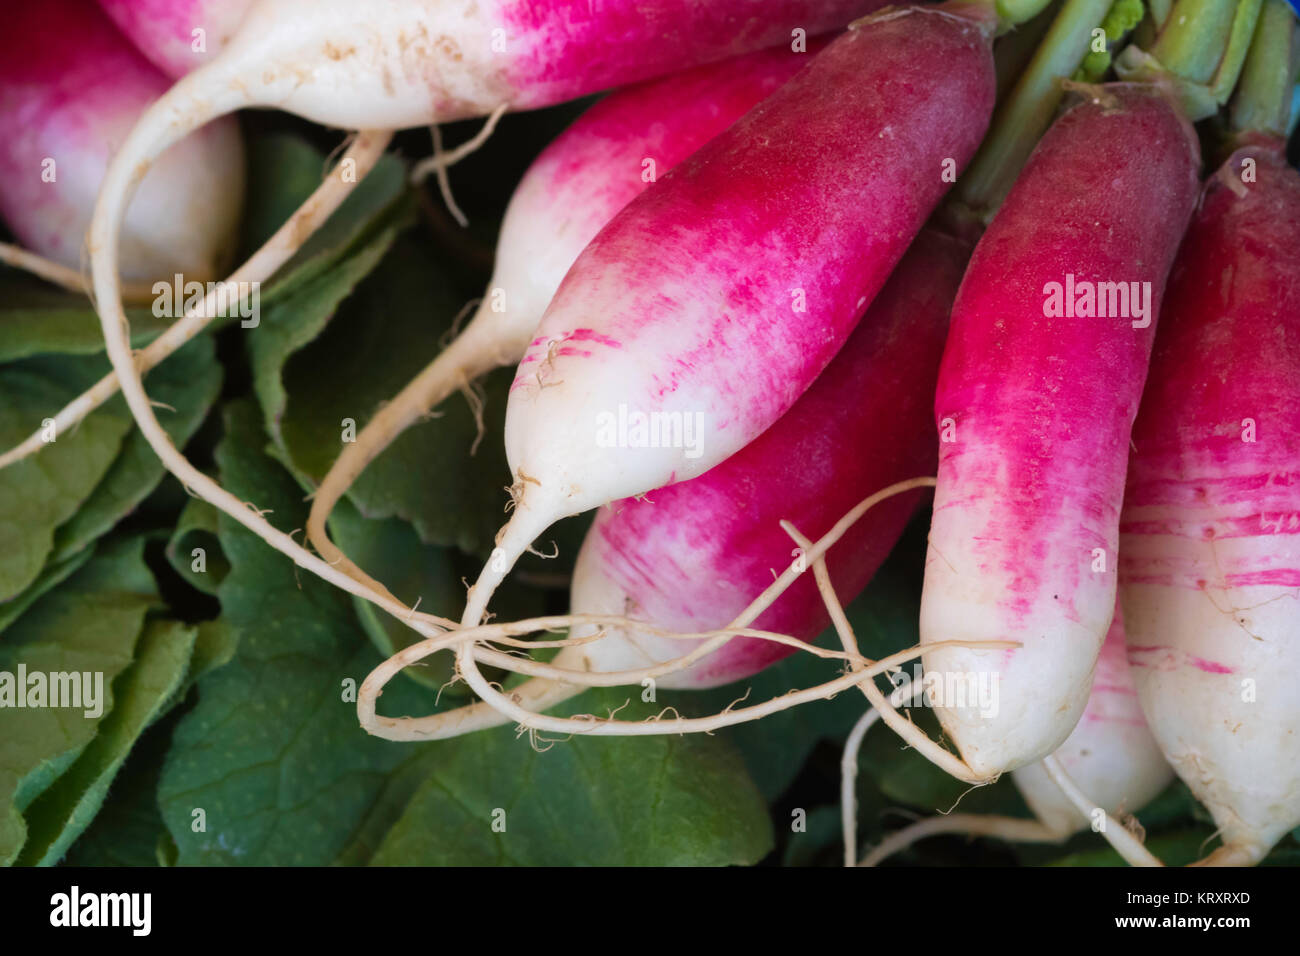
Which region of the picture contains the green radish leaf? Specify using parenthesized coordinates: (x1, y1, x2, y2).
(16, 619, 197, 866)
(326, 501, 467, 692)
(270, 234, 516, 555)
(62, 726, 171, 868)
(239, 134, 414, 305)
(0, 353, 134, 602)
(158, 402, 438, 866)
(164, 497, 228, 595)
(0, 278, 169, 364)
(331, 747, 447, 867)
(248, 229, 402, 456)
(370, 686, 773, 867)
(0, 536, 159, 865)
(49, 335, 223, 562)
(161, 618, 239, 720)
(0, 546, 92, 636)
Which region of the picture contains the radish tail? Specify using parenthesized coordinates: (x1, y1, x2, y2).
(1041, 755, 1164, 866)
(859, 815, 1063, 866)
(359, 479, 952, 740)
(0, 244, 156, 303)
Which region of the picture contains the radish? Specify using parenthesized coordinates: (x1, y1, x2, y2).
(370, 225, 972, 740)
(914, 83, 1201, 782)
(80, 0, 898, 638)
(1010, 606, 1173, 835)
(305, 43, 825, 592)
(1118, 110, 1300, 865)
(458, 3, 998, 641)
(856, 603, 1174, 865)
(96, 0, 254, 77)
(0, 0, 243, 283)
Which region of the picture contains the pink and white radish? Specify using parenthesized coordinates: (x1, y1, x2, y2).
(305, 43, 825, 584)
(375, 226, 972, 740)
(81, 0, 897, 641)
(95, 0, 253, 78)
(859, 603, 1174, 864)
(1119, 138, 1300, 867)
(916, 84, 1201, 781)
(0, 0, 243, 283)
(461, 4, 999, 638)
(1011, 606, 1173, 835)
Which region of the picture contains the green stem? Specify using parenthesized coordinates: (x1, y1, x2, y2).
(998, 0, 1060, 26)
(956, 0, 1115, 219)
(1229, 0, 1299, 134)
(995, 0, 1063, 100)
(1117, 0, 1264, 117)
(1210, 0, 1265, 100)
(1143, 0, 1263, 98)
(1150, 0, 1241, 83)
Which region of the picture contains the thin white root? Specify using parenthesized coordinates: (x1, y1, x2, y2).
(452, 634, 987, 738)
(410, 104, 509, 183)
(842, 707, 883, 867)
(784, 521, 988, 787)
(0, 130, 392, 472)
(781, 521, 981, 860)
(858, 814, 1063, 867)
(839, 683, 929, 867)
(427, 123, 468, 227)
(0, 242, 157, 304)
(358, 477, 953, 741)
(1190, 843, 1262, 867)
(1041, 754, 1165, 866)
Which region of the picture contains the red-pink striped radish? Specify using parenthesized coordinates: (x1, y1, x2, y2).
(82, 0, 896, 628)
(860, 603, 1174, 864)
(0, 0, 242, 282)
(95, 0, 253, 77)
(305, 43, 826, 575)
(916, 83, 1201, 781)
(461, 4, 998, 634)
(385, 226, 972, 740)
(1119, 137, 1300, 867)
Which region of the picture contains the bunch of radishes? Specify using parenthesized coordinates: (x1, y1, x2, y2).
(2, 0, 1297, 867)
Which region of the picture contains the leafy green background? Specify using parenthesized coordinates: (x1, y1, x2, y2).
(2, 107, 1297, 870)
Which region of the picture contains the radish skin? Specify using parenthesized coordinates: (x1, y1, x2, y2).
(306, 44, 823, 588)
(466, 5, 998, 632)
(1010, 606, 1173, 835)
(95, 0, 254, 77)
(405, 227, 970, 739)
(857, 603, 1174, 864)
(0, 0, 243, 282)
(569, 230, 968, 690)
(1120, 140, 1300, 867)
(918, 84, 1201, 779)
